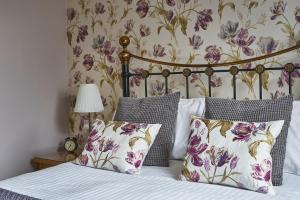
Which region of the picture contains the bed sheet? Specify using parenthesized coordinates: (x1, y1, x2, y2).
(0, 160, 299, 200)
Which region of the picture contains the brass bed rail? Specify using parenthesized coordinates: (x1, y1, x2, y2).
(118, 36, 300, 99)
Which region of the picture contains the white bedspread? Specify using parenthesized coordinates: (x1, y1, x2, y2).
(0, 160, 299, 200)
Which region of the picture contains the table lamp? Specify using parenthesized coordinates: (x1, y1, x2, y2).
(74, 84, 104, 132)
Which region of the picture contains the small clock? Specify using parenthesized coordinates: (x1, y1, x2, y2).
(64, 137, 78, 153)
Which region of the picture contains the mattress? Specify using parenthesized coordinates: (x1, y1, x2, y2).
(0, 160, 299, 200)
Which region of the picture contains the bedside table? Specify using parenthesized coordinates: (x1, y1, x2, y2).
(31, 151, 77, 170)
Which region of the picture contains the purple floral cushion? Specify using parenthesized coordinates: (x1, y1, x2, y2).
(180, 116, 284, 194)
(75, 119, 161, 174)
(204, 95, 293, 186)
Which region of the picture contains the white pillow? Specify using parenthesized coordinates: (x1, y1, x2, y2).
(171, 98, 205, 160)
(284, 101, 300, 175)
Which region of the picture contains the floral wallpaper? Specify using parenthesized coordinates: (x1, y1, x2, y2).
(67, 0, 300, 145)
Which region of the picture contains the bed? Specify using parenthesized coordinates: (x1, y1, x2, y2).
(0, 161, 299, 200)
(1, 36, 300, 200)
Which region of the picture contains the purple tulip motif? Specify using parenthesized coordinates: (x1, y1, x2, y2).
(153, 44, 167, 57)
(85, 142, 94, 152)
(230, 156, 239, 170)
(204, 158, 210, 173)
(257, 123, 266, 131)
(166, 0, 175, 7)
(218, 21, 255, 56)
(190, 170, 200, 182)
(219, 20, 239, 43)
(187, 135, 208, 167)
(76, 25, 88, 43)
(79, 154, 88, 166)
(235, 28, 256, 56)
(88, 126, 99, 142)
(190, 73, 201, 84)
(270, 0, 286, 20)
(257, 36, 279, 54)
(78, 120, 121, 169)
(189, 35, 204, 50)
(194, 9, 213, 31)
(126, 150, 145, 170)
(82, 54, 94, 71)
(73, 45, 82, 58)
(130, 68, 144, 87)
(231, 122, 257, 142)
(92, 35, 116, 63)
(251, 159, 272, 182)
(204, 45, 221, 64)
(121, 123, 138, 136)
(210, 75, 222, 87)
(188, 135, 201, 148)
(271, 90, 286, 100)
(102, 138, 119, 152)
(92, 35, 105, 52)
(150, 80, 167, 96)
(84, 137, 119, 168)
(216, 148, 233, 167)
(136, 0, 149, 18)
(120, 123, 147, 136)
(95, 2, 105, 15)
(191, 153, 204, 167)
(184, 121, 242, 185)
(102, 41, 116, 63)
(210, 147, 231, 168)
(278, 63, 300, 87)
(206, 146, 241, 183)
(194, 120, 201, 129)
(139, 24, 150, 37)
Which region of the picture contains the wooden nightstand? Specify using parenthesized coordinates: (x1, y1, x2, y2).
(31, 151, 77, 170)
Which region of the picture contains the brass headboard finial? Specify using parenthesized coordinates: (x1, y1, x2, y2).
(119, 36, 131, 65)
(119, 36, 130, 49)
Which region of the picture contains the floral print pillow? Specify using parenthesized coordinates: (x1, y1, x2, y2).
(74, 119, 161, 174)
(180, 117, 284, 195)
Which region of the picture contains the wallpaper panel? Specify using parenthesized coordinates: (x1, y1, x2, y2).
(67, 0, 300, 145)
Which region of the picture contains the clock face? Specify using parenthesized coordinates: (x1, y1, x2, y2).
(64, 138, 77, 152)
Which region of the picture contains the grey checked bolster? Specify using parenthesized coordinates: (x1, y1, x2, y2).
(114, 92, 180, 167)
(205, 95, 293, 186)
(0, 188, 40, 200)
(142, 143, 171, 166)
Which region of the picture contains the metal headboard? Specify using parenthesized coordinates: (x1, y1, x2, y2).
(118, 36, 300, 99)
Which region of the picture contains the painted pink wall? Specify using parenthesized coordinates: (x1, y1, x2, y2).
(0, 0, 68, 180)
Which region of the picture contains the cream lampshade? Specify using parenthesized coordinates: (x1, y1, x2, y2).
(74, 84, 104, 131)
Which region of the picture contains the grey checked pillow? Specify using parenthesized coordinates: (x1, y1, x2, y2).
(114, 92, 180, 166)
(205, 95, 293, 186)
